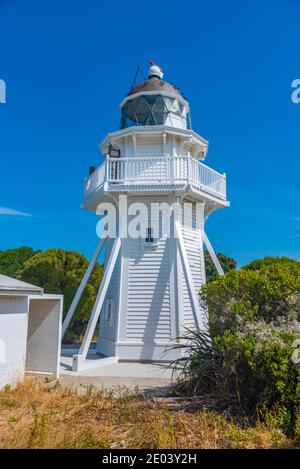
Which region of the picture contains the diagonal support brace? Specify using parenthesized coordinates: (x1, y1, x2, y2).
(62, 237, 106, 339)
(72, 236, 121, 371)
(202, 230, 224, 276)
(175, 221, 202, 330)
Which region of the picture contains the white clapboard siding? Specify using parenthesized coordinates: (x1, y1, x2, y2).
(136, 134, 163, 157)
(100, 238, 121, 341)
(135, 136, 166, 180)
(98, 196, 205, 350)
(126, 237, 171, 341)
(125, 197, 171, 342)
(181, 201, 204, 329)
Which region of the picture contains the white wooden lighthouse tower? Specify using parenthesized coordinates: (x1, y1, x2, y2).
(63, 62, 229, 371)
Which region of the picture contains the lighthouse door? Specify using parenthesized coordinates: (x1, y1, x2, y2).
(108, 144, 121, 181)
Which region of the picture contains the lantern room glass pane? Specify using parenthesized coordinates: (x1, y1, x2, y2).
(121, 94, 185, 129)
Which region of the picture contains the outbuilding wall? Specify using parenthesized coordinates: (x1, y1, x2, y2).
(26, 296, 62, 378)
(0, 292, 63, 388)
(0, 296, 28, 387)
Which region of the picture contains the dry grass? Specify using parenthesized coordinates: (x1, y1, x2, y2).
(0, 380, 295, 449)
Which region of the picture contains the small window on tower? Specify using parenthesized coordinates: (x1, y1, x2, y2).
(145, 227, 154, 243)
(105, 299, 114, 327)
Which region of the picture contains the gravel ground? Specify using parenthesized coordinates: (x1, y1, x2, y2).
(57, 374, 175, 396)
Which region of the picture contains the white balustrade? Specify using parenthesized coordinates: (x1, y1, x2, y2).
(84, 162, 106, 198)
(84, 156, 226, 200)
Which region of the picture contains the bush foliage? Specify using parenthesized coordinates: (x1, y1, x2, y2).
(176, 256, 300, 434)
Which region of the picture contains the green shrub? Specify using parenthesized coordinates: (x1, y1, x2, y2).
(216, 327, 300, 429)
(176, 256, 300, 434)
(201, 257, 300, 337)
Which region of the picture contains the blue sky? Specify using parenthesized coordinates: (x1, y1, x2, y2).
(0, 0, 299, 266)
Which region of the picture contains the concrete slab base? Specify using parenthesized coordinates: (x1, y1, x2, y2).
(59, 348, 180, 394)
(72, 353, 118, 372)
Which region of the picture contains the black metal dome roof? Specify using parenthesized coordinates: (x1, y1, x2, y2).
(127, 76, 182, 98)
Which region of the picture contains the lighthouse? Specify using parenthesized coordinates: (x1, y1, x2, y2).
(62, 62, 229, 371)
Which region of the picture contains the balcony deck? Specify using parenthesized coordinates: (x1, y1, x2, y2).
(84, 156, 227, 204)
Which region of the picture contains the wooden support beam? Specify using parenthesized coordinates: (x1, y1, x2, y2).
(175, 221, 202, 330)
(62, 238, 106, 339)
(72, 236, 121, 371)
(202, 230, 224, 276)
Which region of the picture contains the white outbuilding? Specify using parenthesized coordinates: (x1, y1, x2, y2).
(0, 274, 63, 388)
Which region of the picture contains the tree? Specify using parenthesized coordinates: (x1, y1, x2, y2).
(204, 250, 236, 283)
(0, 246, 38, 278)
(18, 249, 103, 335)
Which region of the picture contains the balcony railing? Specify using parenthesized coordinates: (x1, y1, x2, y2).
(84, 156, 226, 201)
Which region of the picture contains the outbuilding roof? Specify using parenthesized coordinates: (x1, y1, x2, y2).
(0, 274, 43, 294)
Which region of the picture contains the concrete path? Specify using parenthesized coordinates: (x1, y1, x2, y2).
(58, 348, 180, 396)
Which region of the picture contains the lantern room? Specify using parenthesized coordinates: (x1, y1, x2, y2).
(120, 61, 191, 130)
